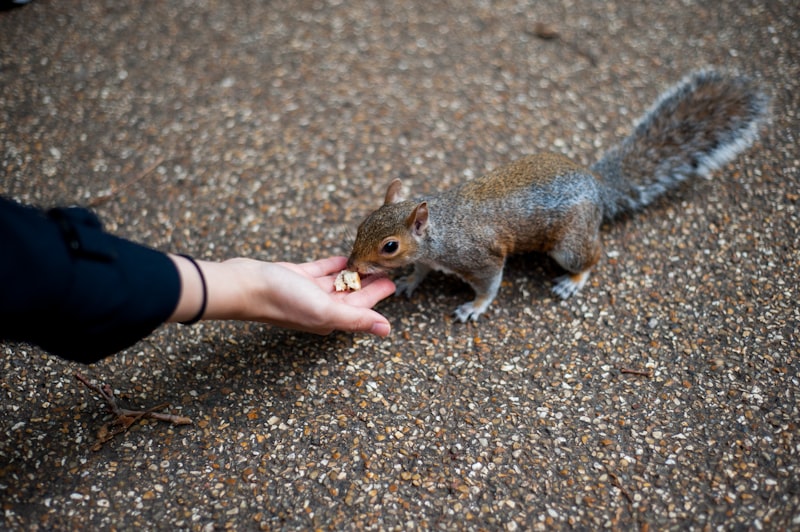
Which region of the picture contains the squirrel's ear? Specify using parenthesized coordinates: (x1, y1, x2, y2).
(407, 202, 429, 236)
(384, 179, 404, 205)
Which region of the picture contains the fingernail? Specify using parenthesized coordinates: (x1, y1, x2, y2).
(370, 322, 391, 337)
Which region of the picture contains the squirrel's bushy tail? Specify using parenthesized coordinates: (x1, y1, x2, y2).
(591, 69, 769, 220)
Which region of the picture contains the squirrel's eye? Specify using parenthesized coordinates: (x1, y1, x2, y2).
(381, 240, 399, 255)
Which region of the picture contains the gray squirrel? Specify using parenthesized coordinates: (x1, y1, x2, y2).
(346, 70, 770, 322)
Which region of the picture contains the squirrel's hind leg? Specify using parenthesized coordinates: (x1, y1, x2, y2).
(548, 234, 602, 299)
(552, 270, 591, 299)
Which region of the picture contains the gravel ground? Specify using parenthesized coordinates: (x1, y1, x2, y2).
(1, 1, 798, 530)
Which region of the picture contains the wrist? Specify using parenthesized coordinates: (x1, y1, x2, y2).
(168, 254, 206, 323)
(177, 254, 207, 324)
(201, 258, 260, 321)
(168, 256, 264, 323)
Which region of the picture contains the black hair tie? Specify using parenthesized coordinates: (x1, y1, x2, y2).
(178, 254, 207, 325)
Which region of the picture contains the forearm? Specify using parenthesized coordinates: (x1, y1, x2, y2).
(0, 197, 180, 362)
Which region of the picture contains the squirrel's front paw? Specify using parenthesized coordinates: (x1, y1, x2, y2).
(453, 300, 488, 323)
(395, 275, 420, 298)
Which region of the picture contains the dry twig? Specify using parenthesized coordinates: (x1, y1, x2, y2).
(526, 22, 598, 66)
(75, 372, 191, 451)
(87, 157, 166, 207)
(607, 469, 633, 505)
(619, 367, 654, 378)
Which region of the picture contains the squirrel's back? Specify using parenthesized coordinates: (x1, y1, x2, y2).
(591, 70, 769, 220)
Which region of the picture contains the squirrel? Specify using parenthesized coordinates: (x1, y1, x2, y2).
(346, 69, 770, 322)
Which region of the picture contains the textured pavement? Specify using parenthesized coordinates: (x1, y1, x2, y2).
(1, 1, 798, 530)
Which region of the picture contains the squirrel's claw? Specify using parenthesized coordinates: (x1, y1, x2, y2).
(395, 279, 416, 298)
(395, 274, 423, 298)
(454, 300, 490, 323)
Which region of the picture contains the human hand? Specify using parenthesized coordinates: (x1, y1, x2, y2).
(169, 255, 395, 337)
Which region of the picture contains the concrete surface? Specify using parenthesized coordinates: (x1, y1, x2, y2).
(1, 0, 798, 530)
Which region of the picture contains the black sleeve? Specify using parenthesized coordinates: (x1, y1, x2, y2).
(0, 196, 181, 363)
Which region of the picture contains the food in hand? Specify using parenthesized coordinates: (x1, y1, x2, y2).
(334, 270, 362, 292)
